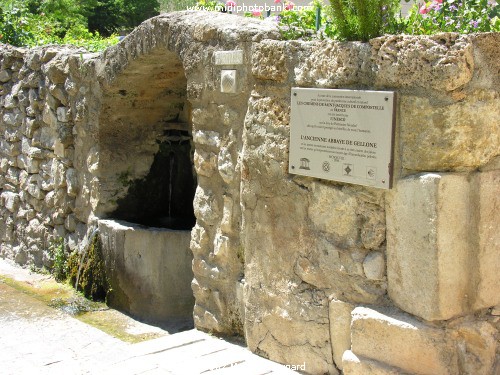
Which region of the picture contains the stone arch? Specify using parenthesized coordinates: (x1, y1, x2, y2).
(90, 15, 203, 324)
(90, 11, 279, 330)
(96, 33, 194, 227)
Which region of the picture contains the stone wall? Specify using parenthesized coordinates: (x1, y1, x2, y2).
(1, 12, 498, 375)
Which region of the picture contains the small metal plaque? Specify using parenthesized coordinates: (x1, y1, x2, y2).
(289, 88, 396, 189)
(214, 50, 244, 65)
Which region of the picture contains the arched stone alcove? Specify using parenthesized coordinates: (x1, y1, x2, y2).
(97, 49, 196, 229)
(95, 42, 197, 324)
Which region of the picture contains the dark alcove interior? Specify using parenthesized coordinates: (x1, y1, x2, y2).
(111, 128, 197, 230)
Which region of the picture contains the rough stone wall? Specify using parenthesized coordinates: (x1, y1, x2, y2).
(246, 33, 499, 374)
(1, 12, 499, 375)
(0, 43, 98, 265)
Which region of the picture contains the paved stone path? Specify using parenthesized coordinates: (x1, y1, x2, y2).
(0, 259, 298, 374)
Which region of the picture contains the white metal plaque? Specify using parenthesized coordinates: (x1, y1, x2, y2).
(214, 50, 244, 65)
(289, 88, 396, 189)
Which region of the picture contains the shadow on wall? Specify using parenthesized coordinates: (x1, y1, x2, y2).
(111, 128, 197, 230)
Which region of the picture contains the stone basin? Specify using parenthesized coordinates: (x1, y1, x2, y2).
(98, 219, 194, 325)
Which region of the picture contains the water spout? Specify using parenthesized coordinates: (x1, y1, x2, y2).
(168, 152, 175, 218)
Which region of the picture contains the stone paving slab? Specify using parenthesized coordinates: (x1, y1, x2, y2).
(0, 259, 298, 374)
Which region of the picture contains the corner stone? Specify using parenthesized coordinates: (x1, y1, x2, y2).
(472, 170, 500, 310)
(386, 173, 470, 321)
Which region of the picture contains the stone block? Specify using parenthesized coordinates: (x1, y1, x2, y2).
(371, 34, 473, 91)
(308, 182, 359, 248)
(472, 170, 500, 310)
(295, 40, 371, 87)
(351, 307, 458, 375)
(342, 350, 403, 375)
(193, 130, 220, 149)
(399, 92, 499, 171)
(56, 106, 69, 123)
(386, 173, 470, 321)
(42, 105, 58, 128)
(1, 192, 20, 213)
(329, 299, 354, 370)
(66, 168, 78, 197)
(193, 149, 217, 178)
(252, 40, 288, 82)
(451, 321, 497, 375)
(193, 185, 220, 226)
(98, 219, 194, 323)
(362, 251, 385, 280)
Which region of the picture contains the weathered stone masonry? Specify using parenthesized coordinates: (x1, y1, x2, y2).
(1, 11, 499, 375)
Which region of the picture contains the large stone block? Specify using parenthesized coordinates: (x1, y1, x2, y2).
(387, 173, 470, 321)
(399, 91, 499, 172)
(472, 170, 500, 310)
(295, 40, 372, 87)
(371, 34, 473, 91)
(351, 307, 458, 375)
(252, 40, 288, 82)
(98, 219, 194, 323)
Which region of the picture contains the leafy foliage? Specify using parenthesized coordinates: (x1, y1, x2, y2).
(278, 0, 335, 40)
(0, 0, 160, 50)
(276, 0, 500, 40)
(48, 237, 68, 282)
(328, 0, 401, 40)
(403, 0, 499, 34)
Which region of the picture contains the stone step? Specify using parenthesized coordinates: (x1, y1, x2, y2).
(342, 350, 408, 375)
(349, 307, 458, 375)
(100, 329, 300, 374)
(346, 308, 497, 375)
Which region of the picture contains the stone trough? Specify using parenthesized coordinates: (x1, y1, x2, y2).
(98, 219, 194, 324)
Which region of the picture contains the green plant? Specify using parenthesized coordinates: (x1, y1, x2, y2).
(278, 0, 335, 40)
(328, 0, 401, 41)
(48, 237, 68, 282)
(403, 0, 499, 34)
(0, 6, 35, 46)
(0, 1, 119, 51)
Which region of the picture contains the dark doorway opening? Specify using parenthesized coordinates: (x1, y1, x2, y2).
(111, 128, 197, 230)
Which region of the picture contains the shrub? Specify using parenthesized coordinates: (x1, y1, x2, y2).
(328, 0, 401, 41)
(48, 237, 68, 282)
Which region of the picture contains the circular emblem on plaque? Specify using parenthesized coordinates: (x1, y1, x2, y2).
(322, 161, 330, 172)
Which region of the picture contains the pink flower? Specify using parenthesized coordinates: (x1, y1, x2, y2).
(285, 1, 295, 10)
(419, 4, 429, 14)
(435, 0, 443, 3)
(226, 0, 236, 7)
(430, 0, 442, 10)
(274, 0, 281, 3)
(252, 10, 262, 16)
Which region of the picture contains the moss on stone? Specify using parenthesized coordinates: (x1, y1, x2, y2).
(67, 235, 109, 302)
